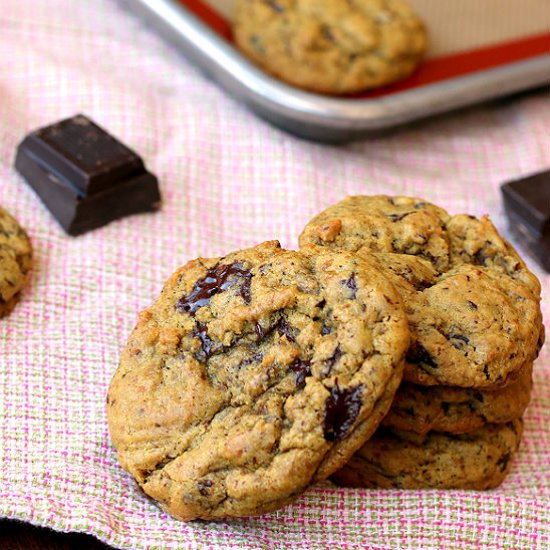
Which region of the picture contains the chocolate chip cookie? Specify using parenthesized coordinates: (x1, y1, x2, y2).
(382, 363, 532, 434)
(331, 419, 524, 490)
(233, 0, 427, 94)
(299, 196, 544, 388)
(107, 241, 409, 520)
(0, 206, 32, 317)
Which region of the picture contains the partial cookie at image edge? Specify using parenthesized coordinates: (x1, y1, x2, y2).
(0, 206, 32, 318)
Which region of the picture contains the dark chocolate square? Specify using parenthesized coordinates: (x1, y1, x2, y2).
(14, 114, 161, 235)
(505, 209, 550, 272)
(501, 171, 550, 237)
(15, 148, 160, 236)
(18, 114, 146, 196)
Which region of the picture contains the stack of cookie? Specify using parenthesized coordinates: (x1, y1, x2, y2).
(299, 195, 544, 490)
(107, 195, 543, 522)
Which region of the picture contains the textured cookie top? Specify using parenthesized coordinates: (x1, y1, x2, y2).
(233, 0, 427, 94)
(107, 241, 409, 520)
(332, 419, 524, 490)
(0, 206, 32, 316)
(383, 363, 532, 434)
(299, 195, 543, 388)
(300, 196, 452, 271)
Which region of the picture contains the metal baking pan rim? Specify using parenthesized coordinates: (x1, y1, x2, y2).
(124, 0, 550, 141)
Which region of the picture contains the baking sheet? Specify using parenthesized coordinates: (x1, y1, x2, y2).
(127, 0, 550, 141)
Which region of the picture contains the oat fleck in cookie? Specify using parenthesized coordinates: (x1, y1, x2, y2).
(0, 206, 32, 317)
(331, 419, 524, 490)
(233, 0, 427, 94)
(299, 195, 544, 388)
(107, 241, 409, 520)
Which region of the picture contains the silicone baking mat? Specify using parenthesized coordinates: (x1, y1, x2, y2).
(181, 0, 550, 96)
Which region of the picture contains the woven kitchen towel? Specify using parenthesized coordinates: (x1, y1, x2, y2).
(0, 1, 548, 549)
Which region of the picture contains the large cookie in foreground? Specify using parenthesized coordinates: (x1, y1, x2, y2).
(233, 0, 427, 95)
(331, 419, 524, 490)
(107, 241, 409, 520)
(0, 206, 32, 317)
(382, 363, 532, 434)
(299, 196, 544, 388)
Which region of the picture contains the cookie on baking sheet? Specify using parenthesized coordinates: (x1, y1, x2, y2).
(233, 0, 427, 95)
(299, 195, 544, 388)
(331, 419, 524, 490)
(382, 363, 532, 434)
(107, 240, 409, 520)
(0, 206, 32, 317)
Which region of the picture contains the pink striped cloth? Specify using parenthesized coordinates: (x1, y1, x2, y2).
(1, 1, 548, 548)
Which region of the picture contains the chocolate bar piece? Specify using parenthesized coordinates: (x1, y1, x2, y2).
(14, 115, 160, 236)
(501, 169, 550, 272)
(502, 171, 550, 237)
(505, 210, 550, 272)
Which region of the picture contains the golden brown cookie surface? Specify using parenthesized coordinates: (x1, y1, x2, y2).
(300, 195, 544, 388)
(107, 241, 409, 520)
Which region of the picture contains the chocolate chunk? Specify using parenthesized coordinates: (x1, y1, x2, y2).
(502, 170, 550, 237)
(14, 114, 160, 236)
(289, 359, 311, 388)
(496, 452, 511, 472)
(176, 262, 252, 315)
(406, 342, 438, 369)
(388, 212, 413, 222)
(323, 345, 343, 378)
(193, 321, 214, 362)
(472, 250, 489, 267)
(323, 384, 363, 442)
(338, 274, 358, 299)
(197, 479, 213, 496)
(238, 269, 253, 305)
(449, 333, 470, 350)
(473, 391, 485, 403)
(254, 316, 295, 343)
(343, 273, 357, 299)
(276, 317, 295, 342)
